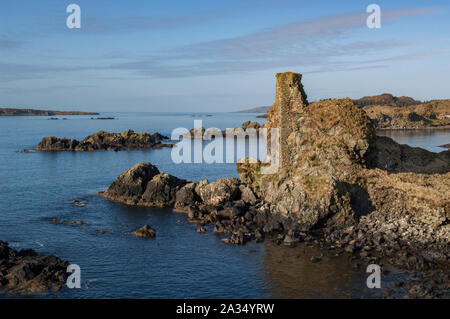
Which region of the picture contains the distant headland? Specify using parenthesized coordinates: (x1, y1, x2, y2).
(0, 107, 99, 116)
(237, 106, 270, 113)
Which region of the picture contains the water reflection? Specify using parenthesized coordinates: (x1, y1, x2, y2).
(377, 129, 450, 153)
(261, 242, 405, 299)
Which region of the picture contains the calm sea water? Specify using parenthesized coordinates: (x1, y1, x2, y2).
(0, 113, 448, 299)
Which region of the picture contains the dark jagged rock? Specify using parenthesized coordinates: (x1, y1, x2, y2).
(36, 130, 172, 151)
(175, 183, 199, 208)
(367, 136, 449, 173)
(241, 121, 262, 130)
(100, 162, 187, 207)
(0, 241, 69, 294)
(141, 173, 187, 207)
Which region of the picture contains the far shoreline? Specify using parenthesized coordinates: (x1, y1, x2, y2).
(0, 107, 99, 117)
(376, 125, 450, 131)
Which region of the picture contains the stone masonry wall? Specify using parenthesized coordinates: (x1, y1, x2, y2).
(274, 72, 309, 168)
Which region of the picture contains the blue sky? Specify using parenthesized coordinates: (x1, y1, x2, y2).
(0, 0, 449, 112)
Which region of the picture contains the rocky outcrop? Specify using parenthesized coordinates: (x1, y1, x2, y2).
(183, 122, 263, 139)
(36, 130, 172, 151)
(196, 178, 240, 206)
(101, 74, 449, 251)
(100, 72, 449, 297)
(99, 162, 187, 207)
(363, 99, 450, 130)
(233, 73, 450, 289)
(241, 121, 262, 130)
(367, 136, 449, 173)
(0, 241, 69, 294)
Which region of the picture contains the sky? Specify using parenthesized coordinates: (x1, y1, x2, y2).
(0, 0, 449, 112)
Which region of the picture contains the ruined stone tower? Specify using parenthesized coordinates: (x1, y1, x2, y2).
(270, 72, 308, 169)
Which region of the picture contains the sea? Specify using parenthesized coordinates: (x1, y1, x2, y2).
(0, 112, 448, 298)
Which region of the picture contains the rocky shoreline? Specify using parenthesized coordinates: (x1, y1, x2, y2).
(100, 162, 449, 298)
(35, 129, 173, 152)
(99, 72, 449, 298)
(363, 99, 450, 130)
(0, 241, 69, 294)
(376, 125, 450, 131)
(0, 107, 98, 116)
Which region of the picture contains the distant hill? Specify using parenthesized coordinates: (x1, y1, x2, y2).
(355, 94, 421, 107)
(0, 108, 99, 116)
(237, 106, 270, 113)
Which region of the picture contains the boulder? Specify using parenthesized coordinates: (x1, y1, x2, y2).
(239, 185, 257, 204)
(197, 178, 240, 206)
(241, 121, 261, 130)
(141, 173, 187, 206)
(102, 162, 160, 203)
(175, 182, 199, 208)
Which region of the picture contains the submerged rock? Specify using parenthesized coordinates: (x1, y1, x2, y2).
(0, 241, 69, 294)
(36, 130, 171, 151)
(133, 225, 156, 238)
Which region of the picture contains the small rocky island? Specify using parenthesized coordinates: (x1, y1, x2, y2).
(36, 130, 172, 151)
(247, 94, 450, 130)
(0, 107, 98, 116)
(362, 97, 450, 130)
(0, 241, 69, 294)
(100, 72, 449, 298)
(183, 121, 263, 139)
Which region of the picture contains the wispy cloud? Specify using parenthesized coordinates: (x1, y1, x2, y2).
(0, 84, 96, 94)
(0, 36, 21, 50)
(80, 4, 251, 34)
(0, 6, 442, 82)
(103, 7, 439, 77)
(0, 62, 86, 82)
(83, 15, 213, 34)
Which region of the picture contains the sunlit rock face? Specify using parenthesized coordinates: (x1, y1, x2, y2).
(239, 72, 449, 245)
